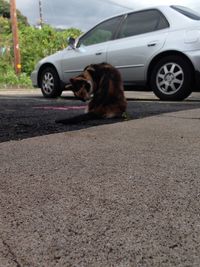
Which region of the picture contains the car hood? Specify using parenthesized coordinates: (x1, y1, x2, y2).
(39, 50, 64, 65)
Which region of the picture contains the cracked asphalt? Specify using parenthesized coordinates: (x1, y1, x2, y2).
(0, 89, 200, 267)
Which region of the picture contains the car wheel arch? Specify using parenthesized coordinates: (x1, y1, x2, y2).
(147, 50, 195, 88)
(38, 64, 64, 98)
(38, 63, 61, 87)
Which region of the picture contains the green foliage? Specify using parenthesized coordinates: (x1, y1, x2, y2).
(0, 1, 82, 88)
(0, 16, 12, 52)
(0, 60, 32, 88)
(0, 0, 28, 26)
(0, 15, 11, 34)
(0, 0, 10, 19)
(0, 12, 82, 87)
(19, 25, 82, 76)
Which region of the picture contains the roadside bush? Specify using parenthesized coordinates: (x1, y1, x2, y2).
(0, 59, 32, 88)
(19, 25, 82, 76)
(0, 21, 82, 87)
(1, 1, 82, 87)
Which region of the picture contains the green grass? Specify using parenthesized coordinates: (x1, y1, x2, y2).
(0, 65, 33, 88)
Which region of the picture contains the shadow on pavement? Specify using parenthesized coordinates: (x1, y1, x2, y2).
(0, 95, 200, 143)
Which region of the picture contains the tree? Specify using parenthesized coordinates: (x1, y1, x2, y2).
(0, 0, 28, 26)
(0, 15, 10, 34)
(0, 0, 82, 86)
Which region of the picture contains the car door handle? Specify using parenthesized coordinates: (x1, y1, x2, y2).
(95, 52, 102, 55)
(147, 42, 157, 47)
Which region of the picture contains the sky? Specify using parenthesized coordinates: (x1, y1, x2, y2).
(15, 0, 200, 31)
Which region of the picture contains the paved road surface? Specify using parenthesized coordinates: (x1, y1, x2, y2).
(0, 89, 200, 266)
(0, 90, 200, 143)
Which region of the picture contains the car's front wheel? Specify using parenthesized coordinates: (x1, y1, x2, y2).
(150, 55, 192, 101)
(39, 67, 62, 98)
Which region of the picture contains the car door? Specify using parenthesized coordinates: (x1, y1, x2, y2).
(107, 9, 170, 83)
(61, 15, 123, 83)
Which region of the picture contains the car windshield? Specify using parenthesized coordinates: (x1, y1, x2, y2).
(171, 5, 200, 20)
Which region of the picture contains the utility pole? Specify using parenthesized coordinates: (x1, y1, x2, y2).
(10, 0, 21, 75)
(39, 0, 43, 28)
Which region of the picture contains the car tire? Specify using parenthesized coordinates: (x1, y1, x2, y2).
(150, 55, 192, 101)
(39, 67, 62, 98)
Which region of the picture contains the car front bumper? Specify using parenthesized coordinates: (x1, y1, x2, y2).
(31, 70, 38, 88)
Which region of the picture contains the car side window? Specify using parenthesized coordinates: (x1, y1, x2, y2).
(77, 16, 123, 47)
(117, 10, 169, 39)
(171, 5, 200, 20)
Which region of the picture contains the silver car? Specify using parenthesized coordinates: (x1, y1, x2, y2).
(31, 5, 200, 101)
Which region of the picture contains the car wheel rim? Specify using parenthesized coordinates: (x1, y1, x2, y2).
(156, 63, 184, 95)
(42, 72, 54, 94)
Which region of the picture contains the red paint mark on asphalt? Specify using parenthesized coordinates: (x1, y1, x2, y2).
(34, 106, 86, 111)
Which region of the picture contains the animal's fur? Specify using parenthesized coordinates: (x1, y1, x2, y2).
(56, 63, 127, 124)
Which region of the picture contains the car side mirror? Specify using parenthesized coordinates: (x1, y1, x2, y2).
(67, 37, 76, 49)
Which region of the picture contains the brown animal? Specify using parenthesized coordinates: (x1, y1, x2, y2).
(56, 63, 127, 124)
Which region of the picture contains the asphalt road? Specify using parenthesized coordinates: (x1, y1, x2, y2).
(0, 90, 200, 143)
(0, 89, 200, 267)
